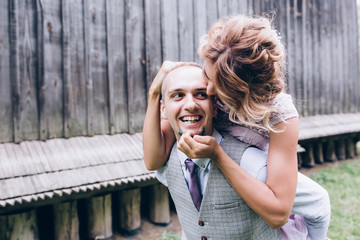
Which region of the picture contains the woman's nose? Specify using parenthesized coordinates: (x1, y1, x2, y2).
(206, 81, 216, 96)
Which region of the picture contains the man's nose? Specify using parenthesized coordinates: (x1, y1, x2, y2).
(184, 95, 198, 111)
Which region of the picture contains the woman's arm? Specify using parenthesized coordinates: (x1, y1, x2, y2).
(179, 118, 299, 229)
(143, 61, 189, 170)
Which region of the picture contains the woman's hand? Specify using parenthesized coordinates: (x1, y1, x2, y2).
(149, 61, 185, 96)
(149, 61, 202, 96)
(178, 131, 220, 160)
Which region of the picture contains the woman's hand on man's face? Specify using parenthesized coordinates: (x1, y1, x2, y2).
(178, 131, 220, 160)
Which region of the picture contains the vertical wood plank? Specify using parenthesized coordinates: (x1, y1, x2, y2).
(218, 0, 229, 18)
(193, 0, 207, 64)
(294, 0, 304, 115)
(85, 0, 110, 135)
(349, 0, 360, 112)
(125, 0, 147, 133)
(238, 0, 250, 15)
(320, 0, 331, 114)
(335, 138, 346, 161)
(178, 0, 195, 62)
(62, 0, 87, 138)
(306, 0, 314, 115)
(107, 0, 128, 134)
(11, 0, 40, 142)
(146, 183, 170, 225)
(86, 194, 113, 239)
(314, 141, 324, 164)
(116, 188, 141, 234)
(301, 0, 309, 116)
(328, 0, 336, 114)
(227, 0, 239, 15)
(145, 0, 162, 90)
(302, 143, 315, 168)
(54, 201, 80, 240)
(39, 0, 64, 140)
(0, 0, 12, 142)
(205, 0, 218, 30)
(311, 0, 320, 115)
(286, 0, 296, 101)
(0, 210, 39, 240)
(161, 0, 179, 61)
(253, 0, 261, 15)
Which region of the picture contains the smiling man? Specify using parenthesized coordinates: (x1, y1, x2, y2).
(155, 64, 281, 240)
(160, 66, 216, 140)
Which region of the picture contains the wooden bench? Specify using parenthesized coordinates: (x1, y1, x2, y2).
(0, 133, 168, 240)
(297, 113, 360, 168)
(1, 113, 359, 239)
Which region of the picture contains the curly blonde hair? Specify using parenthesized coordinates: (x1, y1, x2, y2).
(198, 14, 286, 132)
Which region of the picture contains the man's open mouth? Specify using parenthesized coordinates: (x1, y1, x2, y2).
(180, 116, 202, 123)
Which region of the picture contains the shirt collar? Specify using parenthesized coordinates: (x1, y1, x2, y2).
(176, 129, 224, 170)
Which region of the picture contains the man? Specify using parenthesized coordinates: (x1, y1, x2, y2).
(144, 63, 330, 240)
(155, 64, 281, 239)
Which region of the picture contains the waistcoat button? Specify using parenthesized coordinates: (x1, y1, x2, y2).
(198, 220, 204, 226)
(201, 236, 207, 240)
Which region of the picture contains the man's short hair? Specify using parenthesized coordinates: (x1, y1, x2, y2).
(161, 62, 203, 97)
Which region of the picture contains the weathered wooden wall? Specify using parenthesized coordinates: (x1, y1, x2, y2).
(0, 0, 358, 143)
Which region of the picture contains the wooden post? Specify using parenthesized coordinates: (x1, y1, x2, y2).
(297, 152, 303, 170)
(354, 138, 359, 156)
(335, 138, 346, 160)
(147, 183, 170, 225)
(86, 194, 112, 240)
(323, 139, 337, 162)
(0, 210, 39, 240)
(53, 201, 79, 240)
(346, 137, 355, 159)
(302, 143, 315, 168)
(115, 188, 141, 235)
(314, 142, 324, 164)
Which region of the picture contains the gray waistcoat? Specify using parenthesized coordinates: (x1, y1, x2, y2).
(166, 132, 280, 240)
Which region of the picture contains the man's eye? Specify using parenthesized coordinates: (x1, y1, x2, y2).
(171, 93, 183, 99)
(196, 92, 208, 99)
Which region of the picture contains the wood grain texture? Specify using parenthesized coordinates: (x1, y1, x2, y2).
(0, 210, 39, 240)
(63, 0, 87, 137)
(126, 0, 147, 133)
(39, 0, 64, 140)
(106, 0, 128, 134)
(85, 0, 109, 135)
(193, 0, 207, 63)
(0, 0, 359, 143)
(54, 201, 79, 240)
(178, 0, 195, 61)
(11, 0, 39, 142)
(86, 194, 112, 239)
(0, 0, 12, 142)
(144, 0, 162, 92)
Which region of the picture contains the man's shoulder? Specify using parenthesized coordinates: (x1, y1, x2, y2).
(218, 130, 248, 148)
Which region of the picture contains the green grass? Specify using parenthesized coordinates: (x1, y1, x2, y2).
(310, 158, 360, 240)
(154, 151, 360, 240)
(155, 230, 181, 240)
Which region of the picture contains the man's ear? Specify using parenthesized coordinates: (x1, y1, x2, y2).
(160, 100, 168, 120)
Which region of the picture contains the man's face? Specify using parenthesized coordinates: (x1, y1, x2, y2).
(161, 66, 217, 141)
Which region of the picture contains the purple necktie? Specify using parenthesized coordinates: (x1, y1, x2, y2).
(185, 158, 202, 211)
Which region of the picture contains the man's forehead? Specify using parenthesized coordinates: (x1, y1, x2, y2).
(167, 65, 202, 78)
(165, 67, 203, 87)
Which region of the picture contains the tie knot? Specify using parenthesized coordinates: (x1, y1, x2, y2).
(185, 158, 196, 173)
